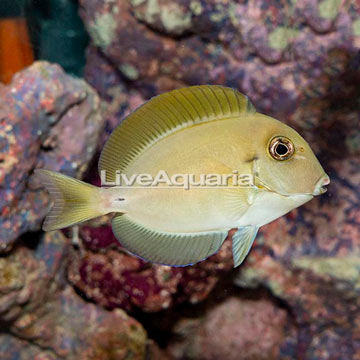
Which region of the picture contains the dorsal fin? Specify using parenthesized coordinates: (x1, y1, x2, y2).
(99, 85, 256, 181)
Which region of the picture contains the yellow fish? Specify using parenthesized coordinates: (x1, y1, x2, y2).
(35, 85, 329, 267)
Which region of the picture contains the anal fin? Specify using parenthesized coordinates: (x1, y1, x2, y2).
(112, 215, 228, 267)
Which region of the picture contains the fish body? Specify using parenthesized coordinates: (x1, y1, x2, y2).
(111, 115, 313, 232)
(36, 85, 329, 267)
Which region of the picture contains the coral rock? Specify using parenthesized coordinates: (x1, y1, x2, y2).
(0, 231, 147, 360)
(168, 296, 290, 360)
(0, 61, 103, 252)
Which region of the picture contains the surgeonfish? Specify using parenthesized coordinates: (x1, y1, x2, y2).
(35, 85, 330, 267)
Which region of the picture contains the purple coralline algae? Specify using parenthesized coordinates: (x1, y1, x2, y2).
(0, 61, 103, 252)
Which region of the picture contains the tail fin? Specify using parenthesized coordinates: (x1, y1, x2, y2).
(35, 169, 106, 231)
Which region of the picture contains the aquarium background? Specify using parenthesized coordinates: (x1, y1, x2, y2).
(0, 0, 359, 359)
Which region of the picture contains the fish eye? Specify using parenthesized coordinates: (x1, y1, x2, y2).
(268, 136, 294, 161)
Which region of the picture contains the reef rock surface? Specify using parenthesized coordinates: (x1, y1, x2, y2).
(0, 232, 147, 359)
(167, 296, 291, 360)
(0, 61, 103, 252)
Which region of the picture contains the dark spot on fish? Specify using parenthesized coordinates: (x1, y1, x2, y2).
(245, 155, 258, 163)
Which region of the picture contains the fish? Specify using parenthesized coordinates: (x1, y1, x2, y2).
(35, 85, 330, 267)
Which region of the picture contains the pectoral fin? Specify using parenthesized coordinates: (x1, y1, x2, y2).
(232, 226, 258, 267)
(112, 214, 228, 266)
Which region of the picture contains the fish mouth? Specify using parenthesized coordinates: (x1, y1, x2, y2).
(312, 174, 330, 196)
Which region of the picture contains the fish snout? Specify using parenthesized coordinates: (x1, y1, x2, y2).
(313, 174, 330, 195)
